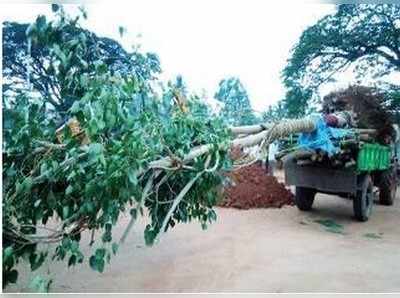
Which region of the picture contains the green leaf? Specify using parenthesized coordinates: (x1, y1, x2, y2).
(30, 252, 46, 271)
(201, 222, 208, 230)
(71, 240, 79, 253)
(102, 229, 112, 243)
(101, 223, 112, 242)
(36, 15, 47, 32)
(89, 255, 97, 271)
(70, 101, 81, 114)
(62, 206, 70, 219)
(96, 63, 107, 74)
(111, 243, 119, 255)
(97, 120, 105, 131)
(8, 270, 18, 284)
(68, 255, 77, 267)
(4, 246, 14, 260)
(15, 181, 22, 195)
(88, 119, 98, 134)
(47, 190, 57, 209)
(25, 23, 36, 37)
(99, 154, 106, 166)
(84, 201, 95, 214)
(89, 254, 105, 273)
(52, 44, 67, 66)
(208, 210, 217, 222)
(105, 223, 112, 232)
(51, 160, 58, 171)
(127, 168, 137, 185)
(144, 225, 157, 246)
(96, 258, 105, 273)
(65, 185, 74, 196)
(22, 177, 33, 193)
(95, 248, 106, 259)
(89, 143, 103, 155)
(34, 199, 41, 208)
(61, 237, 71, 250)
(29, 276, 52, 293)
(40, 163, 48, 176)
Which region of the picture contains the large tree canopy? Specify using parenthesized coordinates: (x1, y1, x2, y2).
(2, 6, 161, 121)
(281, 4, 400, 118)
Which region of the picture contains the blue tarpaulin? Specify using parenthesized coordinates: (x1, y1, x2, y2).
(298, 114, 353, 156)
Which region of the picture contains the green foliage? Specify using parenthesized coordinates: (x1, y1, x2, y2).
(2, 6, 231, 289)
(281, 4, 400, 117)
(262, 101, 287, 123)
(381, 83, 400, 123)
(89, 248, 106, 273)
(29, 276, 53, 293)
(159, 75, 188, 119)
(215, 77, 258, 125)
(2, 6, 161, 119)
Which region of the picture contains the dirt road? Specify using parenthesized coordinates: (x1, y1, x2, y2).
(8, 191, 400, 293)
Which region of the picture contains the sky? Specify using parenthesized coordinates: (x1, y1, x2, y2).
(1, 1, 336, 113)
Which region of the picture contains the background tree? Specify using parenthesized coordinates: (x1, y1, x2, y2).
(214, 77, 258, 125)
(2, 5, 161, 124)
(262, 101, 287, 123)
(281, 4, 400, 118)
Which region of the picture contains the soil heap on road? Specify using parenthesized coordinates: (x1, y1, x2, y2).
(220, 160, 294, 209)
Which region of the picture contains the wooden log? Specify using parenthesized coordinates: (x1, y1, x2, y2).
(134, 118, 323, 179)
(355, 129, 377, 135)
(230, 122, 376, 137)
(230, 123, 272, 135)
(281, 149, 315, 164)
(345, 160, 356, 168)
(311, 153, 318, 162)
(275, 147, 298, 160)
(317, 151, 327, 163)
(359, 134, 374, 141)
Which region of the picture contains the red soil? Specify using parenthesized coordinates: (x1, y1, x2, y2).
(219, 148, 294, 209)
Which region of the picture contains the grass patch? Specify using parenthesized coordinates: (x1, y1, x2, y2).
(314, 219, 344, 234)
(363, 233, 382, 239)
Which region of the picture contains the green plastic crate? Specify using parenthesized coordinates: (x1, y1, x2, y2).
(357, 143, 390, 172)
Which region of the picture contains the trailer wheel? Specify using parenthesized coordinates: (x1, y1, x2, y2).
(353, 174, 373, 222)
(378, 169, 397, 206)
(295, 187, 316, 211)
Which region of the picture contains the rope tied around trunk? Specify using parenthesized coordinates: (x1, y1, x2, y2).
(264, 118, 316, 142)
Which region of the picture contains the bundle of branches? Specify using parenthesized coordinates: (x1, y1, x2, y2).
(272, 124, 377, 169)
(281, 138, 362, 169)
(322, 85, 395, 144)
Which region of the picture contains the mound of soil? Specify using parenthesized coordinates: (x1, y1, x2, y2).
(219, 162, 294, 209)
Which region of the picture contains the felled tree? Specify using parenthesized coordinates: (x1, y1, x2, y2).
(215, 77, 258, 126)
(281, 4, 400, 117)
(2, 6, 231, 289)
